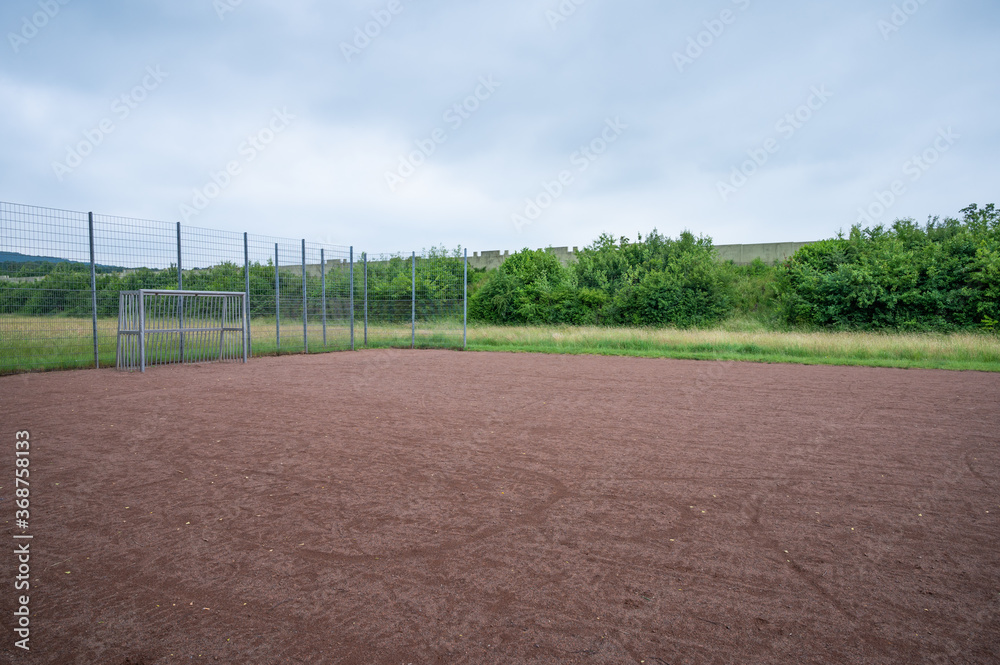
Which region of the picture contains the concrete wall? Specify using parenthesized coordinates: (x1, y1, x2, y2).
(713, 242, 814, 265)
(275, 259, 351, 279)
(468, 241, 815, 270)
(469, 247, 581, 271)
(272, 241, 817, 277)
(0, 275, 46, 283)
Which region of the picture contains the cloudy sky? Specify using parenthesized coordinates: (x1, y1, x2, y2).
(1, 0, 997, 255)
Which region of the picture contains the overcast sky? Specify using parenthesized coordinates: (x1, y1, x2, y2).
(1, 0, 997, 255)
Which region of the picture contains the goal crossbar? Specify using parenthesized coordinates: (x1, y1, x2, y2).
(117, 289, 248, 372)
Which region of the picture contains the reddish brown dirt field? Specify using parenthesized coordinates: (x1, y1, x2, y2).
(1, 350, 999, 665)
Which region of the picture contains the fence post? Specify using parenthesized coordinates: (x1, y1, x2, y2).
(242, 292, 248, 363)
(463, 247, 468, 350)
(363, 252, 368, 346)
(301, 239, 307, 354)
(88, 212, 98, 368)
(275, 243, 280, 352)
(349, 247, 355, 351)
(244, 232, 251, 358)
(138, 290, 146, 373)
(411, 251, 416, 349)
(321, 248, 327, 346)
(176, 222, 183, 289)
(177, 222, 184, 363)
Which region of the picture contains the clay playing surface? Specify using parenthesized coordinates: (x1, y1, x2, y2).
(2, 350, 998, 664)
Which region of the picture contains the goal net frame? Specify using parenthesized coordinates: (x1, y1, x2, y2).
(117, 289, 248, 372)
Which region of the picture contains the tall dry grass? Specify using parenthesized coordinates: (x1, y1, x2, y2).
(464, 324, 1000, 371)
(3, 315, 998, 373)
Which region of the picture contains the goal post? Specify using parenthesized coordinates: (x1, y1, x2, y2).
(117, 289, 248, 372)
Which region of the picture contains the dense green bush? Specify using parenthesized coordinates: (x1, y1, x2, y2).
(611, 252, 730, 327)
(469, 206, 997, 331)
(584, 232, 730, 327)
(470, 230, 731, 327)
(469, 248, 602, 324)
(718, 258, 784, 325)
(781, 204, 999, 330)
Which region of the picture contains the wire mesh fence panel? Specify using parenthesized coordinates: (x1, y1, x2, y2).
(90, 212, 181, 368)
(360, 252, 417, 348)
(179, 226, 247, 291)
(272, 239, 306, 355)
(305, 241, 353, 352)
(243, 233, 279, 356)
(0, 202, 94, 373)
(241, 234, 354, 357)
(359, 248, 466, 349)
(1, 199, 466, 373)
(414, 248, 466, 348)
(0, 289, 104, 373)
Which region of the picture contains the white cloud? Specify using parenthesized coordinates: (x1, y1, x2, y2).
(0, 0, 997, 255)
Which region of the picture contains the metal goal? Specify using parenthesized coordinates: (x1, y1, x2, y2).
(117, 290, 248, 372)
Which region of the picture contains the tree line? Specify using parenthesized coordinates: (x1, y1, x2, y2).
(3, 205, 997, 332)
(469, 203, 998, 332)
(2, 246, 476, 321)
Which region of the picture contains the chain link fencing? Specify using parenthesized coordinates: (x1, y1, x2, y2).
(1, 201, 469, 374)
(360, 248, 468, 350)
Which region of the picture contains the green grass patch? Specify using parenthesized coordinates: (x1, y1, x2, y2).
(3, 316, 998, 374)
(464, 324, 1000, 372)
(0, 316, 466, 373)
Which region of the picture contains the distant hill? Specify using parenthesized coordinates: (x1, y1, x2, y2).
(0, 252, 124, 277)
(0, 251, 75, 264)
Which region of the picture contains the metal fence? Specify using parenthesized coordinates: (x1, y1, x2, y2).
(0, 201, 468, 374)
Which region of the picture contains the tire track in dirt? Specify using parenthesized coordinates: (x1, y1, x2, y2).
(738, 493, 895, 659)
(964, 450, 997, 490)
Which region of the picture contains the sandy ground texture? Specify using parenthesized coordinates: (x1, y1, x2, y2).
(0, 349, 998, 664)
